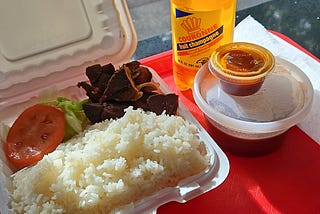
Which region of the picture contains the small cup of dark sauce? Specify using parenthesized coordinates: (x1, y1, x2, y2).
(209, 42, 275, 96)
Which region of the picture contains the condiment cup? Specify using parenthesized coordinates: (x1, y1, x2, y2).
(209, 42, 275, 96)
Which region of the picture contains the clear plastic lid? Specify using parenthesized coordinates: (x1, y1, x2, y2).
(193, 57, 314, 139)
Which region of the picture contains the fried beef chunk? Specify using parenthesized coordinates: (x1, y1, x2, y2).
(147, 94, 179, 115)
(77, 81, 101, 103)
(77, 63, 115, 102)
(86, 63, 115, 90)
(78, 61, 179, 124)
(83, 101, 130, 123)
(100, 65, 143, 103)
(123, 61, 153, 85)
(133, 91, 158, 110)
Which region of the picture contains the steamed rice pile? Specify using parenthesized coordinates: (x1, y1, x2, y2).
(10, 107, 210, 214)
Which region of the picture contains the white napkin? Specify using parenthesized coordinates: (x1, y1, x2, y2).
(233, 15, 320, 144)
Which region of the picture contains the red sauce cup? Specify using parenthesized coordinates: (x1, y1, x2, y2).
(209, 42, 275, 96)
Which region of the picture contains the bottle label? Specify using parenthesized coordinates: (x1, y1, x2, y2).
(172, 6, 224, 70)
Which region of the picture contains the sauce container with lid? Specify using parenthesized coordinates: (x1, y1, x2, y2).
(193, 56, 314, 156)
(209, 42, 275, 96)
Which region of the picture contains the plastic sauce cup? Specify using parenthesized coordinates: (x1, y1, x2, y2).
(209, 42, 275, 96)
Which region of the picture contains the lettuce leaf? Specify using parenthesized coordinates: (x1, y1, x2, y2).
(44, 97, 89, 141)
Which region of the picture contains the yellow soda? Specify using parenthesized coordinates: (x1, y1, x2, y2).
(170, 0, 237, 90)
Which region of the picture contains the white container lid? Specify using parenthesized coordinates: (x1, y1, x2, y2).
(0, 0, 137, 105)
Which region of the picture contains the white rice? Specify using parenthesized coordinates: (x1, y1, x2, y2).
(10, 107, 209, 214)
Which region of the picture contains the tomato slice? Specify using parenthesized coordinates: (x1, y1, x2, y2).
(4, 104, 65, 169)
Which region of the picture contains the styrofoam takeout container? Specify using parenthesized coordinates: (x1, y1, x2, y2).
(0, 1, 229, 213)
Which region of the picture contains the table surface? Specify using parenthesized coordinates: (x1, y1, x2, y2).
(130, 0, 320, 60)
(128, 0, 320, 213)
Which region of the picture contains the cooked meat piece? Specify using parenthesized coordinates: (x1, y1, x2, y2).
(77, 81, 101, 103)
(85, 64, 102, 86)
(82, 102, 104, 124)
(132, 66, 153, 85)
(123, 61, 140, 71)
(78, 63, 116, 102)
(124, 61, 153, 85)
(95, 64, 115, 91)
(133, 91, 158, 110)
(86, 63, 115, 91)
(79, 61, 179, 124)
(100, 65, 143, 103)
(100, 102, 130, 121)
(136, 82, 160, 92)
(147, 93, 179, 115)
(83, 101, 130, 123)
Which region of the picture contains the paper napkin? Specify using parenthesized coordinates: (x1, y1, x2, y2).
(233, 15, 320, 144)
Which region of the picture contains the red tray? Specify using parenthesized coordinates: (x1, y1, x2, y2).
(140, 33, 320, 213)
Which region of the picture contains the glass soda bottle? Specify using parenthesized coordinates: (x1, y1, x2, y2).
(170, 0, 237, 90)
